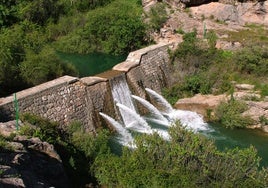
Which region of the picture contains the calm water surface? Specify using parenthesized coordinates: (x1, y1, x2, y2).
(58, 52, 127, 77)
(204, 123, 268, 167)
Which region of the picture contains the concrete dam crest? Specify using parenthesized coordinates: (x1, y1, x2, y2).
(0, 42, 174, 132)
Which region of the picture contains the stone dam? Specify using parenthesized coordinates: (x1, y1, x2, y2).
(0, 43, 174, 133)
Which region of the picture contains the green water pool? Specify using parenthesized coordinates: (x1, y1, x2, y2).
(58, 52, 127, 77)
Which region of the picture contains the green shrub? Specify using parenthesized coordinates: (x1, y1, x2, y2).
(19, 124, 35, 137)
(56, 0, 148, 55)
(147, 3, 168, 32)
(260, 84, 268, 97)
(0, 134, 13, 151)
(216, 100, 254, 129)
(259, 115, 268, 126)
(0, 135, 8, 149)
(20, 46, 78, 86)
(176, 28, 185, 34)
(93, 123, 268, 187)
(162, 86, 181, 105)
(20, 113, 60, 144)
(234, 46, 268, 76)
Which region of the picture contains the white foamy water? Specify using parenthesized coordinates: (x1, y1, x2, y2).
(116, 103, 153, 134)
(132, 95, 169, 124)
(99, 112, 135, 148)
(145, 88, 173, 114)
(168, 109, 209, 132)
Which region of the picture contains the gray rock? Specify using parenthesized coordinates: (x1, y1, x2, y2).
(0, 178, 25, 188)
(0, 137, 69, 187)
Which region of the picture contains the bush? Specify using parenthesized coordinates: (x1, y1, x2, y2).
(257, 84, 268, 98)
(20, 113, 61, 144)
(147, 3, 168, 32)
(216, 100, 255, 129)
(19, 114, 110, 187)
(234, 46, 268, 76)
(93, 123, 268, 187)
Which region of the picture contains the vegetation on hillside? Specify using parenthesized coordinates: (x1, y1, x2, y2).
(163, 28, 268, 106)
(0, 0, 150, 97)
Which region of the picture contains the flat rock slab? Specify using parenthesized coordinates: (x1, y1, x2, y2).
(80, 76, 107, 86)
(175, 94, 227, 120)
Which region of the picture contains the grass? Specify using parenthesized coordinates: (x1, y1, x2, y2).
(0, 134, 13, 151)
(225, 24, 268, 47)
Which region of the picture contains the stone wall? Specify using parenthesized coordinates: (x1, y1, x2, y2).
(0, 76, 89, 130)
(113, 43, 172, 98)
(0, 42, 173, 132)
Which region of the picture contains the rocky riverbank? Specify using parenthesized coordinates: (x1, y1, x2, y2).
(175, 83, 268, 132)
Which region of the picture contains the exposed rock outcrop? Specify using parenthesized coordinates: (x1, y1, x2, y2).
(150, 0, 268, 46)
(0, 135, 69, 188)
(190, 1, 268, 26)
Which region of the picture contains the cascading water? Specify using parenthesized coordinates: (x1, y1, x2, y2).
(110, 74, 136, 125)
(169, 110, 209, 132)
(145, 88, 208, 132)
(116, 103, 152, 134)
(99, 112, 135, 147)
(131, 95, 169, 126)
(100, 82, 268, 167)
(101, 75, 208, 147)
(145, 88, 173, 114)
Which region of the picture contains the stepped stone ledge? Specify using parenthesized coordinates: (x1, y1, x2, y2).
(80, 76, 107, 86)
(113, 42, 174, 72)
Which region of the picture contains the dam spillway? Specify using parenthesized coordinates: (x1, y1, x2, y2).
(0, 43, 173, 132)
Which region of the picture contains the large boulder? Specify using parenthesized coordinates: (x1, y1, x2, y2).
(0, 136, 69, 187)
(175, 94, 227, 121)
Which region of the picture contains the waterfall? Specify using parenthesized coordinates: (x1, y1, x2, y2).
(110, 74, 135, 110)
(131, 95, 169, 126)
(145, 88, 173, 114)
(99, 112, 135, 147)
(110, 74, 136, 125)
(116, 103, 153, 134)
(100, 78, 209, 147)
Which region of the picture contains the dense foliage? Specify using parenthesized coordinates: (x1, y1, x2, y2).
(216, 99, 255, 129)
(0, 0, 149, 97)
(19, 113, 110, 187)
(16, 115, 268, 187)
(95, 124, 268, 187)
(146, 2, 168, 32)
(55, 0, 148, 55)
